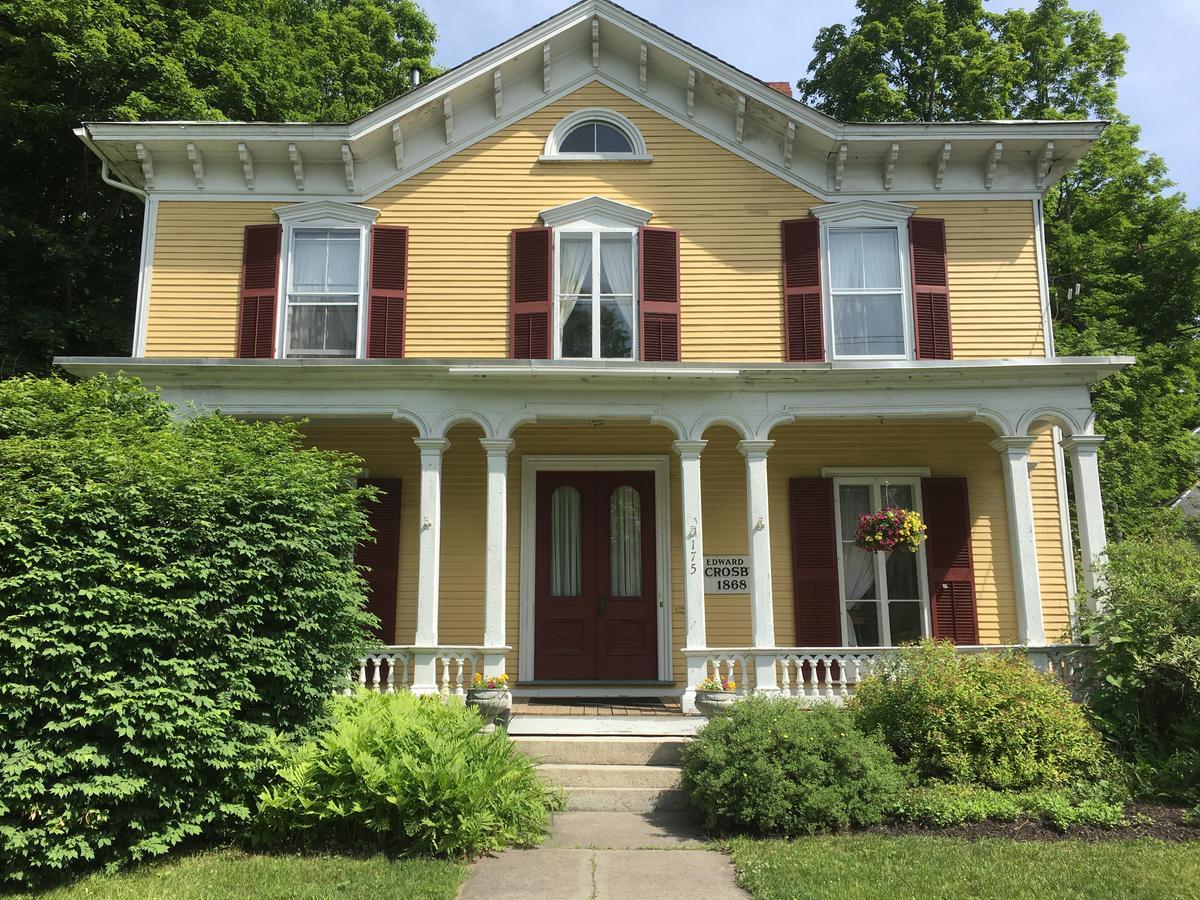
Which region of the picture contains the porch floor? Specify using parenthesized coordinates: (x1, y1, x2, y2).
(512, 697, 682, 717)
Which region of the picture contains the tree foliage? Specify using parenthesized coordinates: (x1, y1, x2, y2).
(0, 0, 438, 374)
(0, 375, 377, 885)
(800, 0, 1199, 537)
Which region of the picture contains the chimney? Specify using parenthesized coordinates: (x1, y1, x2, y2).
(411, 66, 421, 88)
(766, 81, 794, 98)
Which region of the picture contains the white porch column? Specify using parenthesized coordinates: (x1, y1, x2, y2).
(480, 438, 514, 676)
(674, 440, 708, 713)
(412, 437, 449, 693)
(992, 436, 1045, 645)
(1061, 435, 1108, 612)
(738, 439, 778, 693)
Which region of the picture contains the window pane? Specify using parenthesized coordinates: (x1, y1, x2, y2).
(560, 299, 592, 357)
(559, 233, 593, 295)
(326, 235, 360, 292)
(862, 229, 901, 288)
(839, 485, 876, 602)
(885, 549, 920, 600)
(292, 229, 360, 293)
(834, 293, 905, 356)
(286, 304, 357, 357)
(594, 122, 633, 153)
(888, 601, 923, 644)
(846, 601, 880, 646)
(551, 487, 582, 596)
(610, 485, 642, 596)
(559, 123, 595, 152)
(829, 230, 865, 289)
(881, 483, 913, 509)
(600, 299, 633, 358)
(599, 233, 634, 294)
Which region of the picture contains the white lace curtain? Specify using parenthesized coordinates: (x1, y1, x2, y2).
(558, 236, 593, 324)
(599, 235, 633, 295)
(609, 485, 641, 596)
(292, 229, 360, 294)
(551, 486, 582, 596)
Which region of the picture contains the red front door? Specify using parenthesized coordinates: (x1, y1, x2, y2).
(534, 471, 658, 681)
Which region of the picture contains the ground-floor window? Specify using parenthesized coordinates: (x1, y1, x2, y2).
(833, 476, 930, 646)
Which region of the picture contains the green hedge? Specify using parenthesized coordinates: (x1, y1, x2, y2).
(0, 376, 377, 886)
(680, 698, 909, 835)
(253, 691, 561, 856)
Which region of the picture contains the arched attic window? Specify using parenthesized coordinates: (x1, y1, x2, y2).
(541, 109, 651, 161)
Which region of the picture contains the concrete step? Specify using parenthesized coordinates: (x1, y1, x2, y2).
(562, 786, 690, 813)
(515, 735, 688, 766)
(538, 763, 681, 790)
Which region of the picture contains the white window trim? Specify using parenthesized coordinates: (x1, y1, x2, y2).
(811, 199, 917, 363)
(827, 471, 932, 647)
(541, 196, 652, 362)
(541, 107, 652, 162)
(273, 201, 380, 360)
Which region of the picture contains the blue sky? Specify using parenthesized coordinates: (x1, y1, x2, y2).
(426, 0, 1200, 204)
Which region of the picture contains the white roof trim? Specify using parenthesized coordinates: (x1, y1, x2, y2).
(810, 199, 917, 224)
(273, 199, 380, 225)
(540, 195, 653, 227)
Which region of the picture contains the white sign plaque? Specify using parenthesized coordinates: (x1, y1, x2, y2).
(704, 555, 750, 595)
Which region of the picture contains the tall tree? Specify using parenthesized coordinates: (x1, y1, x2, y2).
(0, 0, 438, 374)
(799, 0, 1200, 538)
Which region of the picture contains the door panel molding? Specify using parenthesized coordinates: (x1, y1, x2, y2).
(519, 454, 672, 683)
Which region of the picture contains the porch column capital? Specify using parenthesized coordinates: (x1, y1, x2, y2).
(990, 435, 1037, 455)
(413, 437, 450, 457)
(737, 439, 775, 459)
(1060, 434, 1105, 455)
(673, 439, 708, 459)
(479, 438, 516, 457)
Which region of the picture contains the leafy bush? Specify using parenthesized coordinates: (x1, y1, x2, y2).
(680, 697, 909, 836)
(252, 691, 561, 856)
(1081, 536, 1200, 803)
(889, 782, 1127, 832)
(0, 376, 376, 886)
(851, 640, 1114, 791)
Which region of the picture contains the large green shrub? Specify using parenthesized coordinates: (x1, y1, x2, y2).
(680, 697, 909, 836)
(850, 641, 1114, 791)
(252, 691, 560, 856)
(1081, 537, 1200, 802)
(0, 375, 377, 885)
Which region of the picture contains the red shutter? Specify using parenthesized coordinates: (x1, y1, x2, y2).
(367, 225, 408, 358)
(510, 227, 552, 359)
(639, 226, 681, 362)
(357, 478, 402, 641)
(236, 224, 281, 358)
(790, 477, 842, 646)
(910, 217, 953, 360)
(922, 477, 979, 644)
(781, 218, 824, 362)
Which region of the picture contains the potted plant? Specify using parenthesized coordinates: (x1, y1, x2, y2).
(855, 507, 927, 553)
(694, 676, 738, 718)
(466, 672, 512, 728)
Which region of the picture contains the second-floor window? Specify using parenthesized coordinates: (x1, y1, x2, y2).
(285, 228, 363, 358)
(556, 228, 637, 360)
(828, 225, 907, 359)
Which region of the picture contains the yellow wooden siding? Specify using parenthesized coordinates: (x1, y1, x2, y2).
(145, 82, 1045, 360)
(299, 419, 1071, 686)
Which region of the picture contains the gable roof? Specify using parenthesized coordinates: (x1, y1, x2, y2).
(77, 0, 1105, 202)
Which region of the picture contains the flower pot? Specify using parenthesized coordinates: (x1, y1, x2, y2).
(466, 688, 512, 728)
(694, 690, 737, 718)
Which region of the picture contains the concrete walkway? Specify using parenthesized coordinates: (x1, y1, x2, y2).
(458, 811, 746, 899)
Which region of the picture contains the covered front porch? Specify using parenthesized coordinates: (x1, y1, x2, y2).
(59, 356, 1124, 712)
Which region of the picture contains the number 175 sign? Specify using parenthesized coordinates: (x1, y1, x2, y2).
(704, 556, 750, 595)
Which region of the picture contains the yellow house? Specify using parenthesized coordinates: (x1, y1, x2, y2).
(64, 0, 1128, 713)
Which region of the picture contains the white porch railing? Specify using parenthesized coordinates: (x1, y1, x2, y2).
(685, 644, 1089, 706)
(350, 646, 508, 696)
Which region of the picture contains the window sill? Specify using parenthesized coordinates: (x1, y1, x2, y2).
(538, 153, 653, 163)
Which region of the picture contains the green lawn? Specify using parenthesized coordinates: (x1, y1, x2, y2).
(729, 835, 1200, 900)
(29, 850, 468, 900)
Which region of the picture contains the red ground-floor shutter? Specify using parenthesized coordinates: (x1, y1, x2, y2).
(510, 227, 553, 358)
(639, 226, 681, 361)
(922, 476, 979, 644)
(236, 224, 282, 358)
(790, 477, 842, 646)
(910, 217, 953, 360)
(367, 225, 408, 358)
(781, 218, 824, 362)
(357, 478, 401, 641)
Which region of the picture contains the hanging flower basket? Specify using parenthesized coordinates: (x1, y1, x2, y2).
(855, 507, 927, 553)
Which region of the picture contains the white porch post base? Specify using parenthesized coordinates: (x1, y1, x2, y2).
(411, 651, 439, 695)
(683, 654, 708, 714)
(992, 436, 1045, 645)
(482, 652, 507, 678)
(1062, 435, 1108, 612)
(753, 654, 780, 694)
